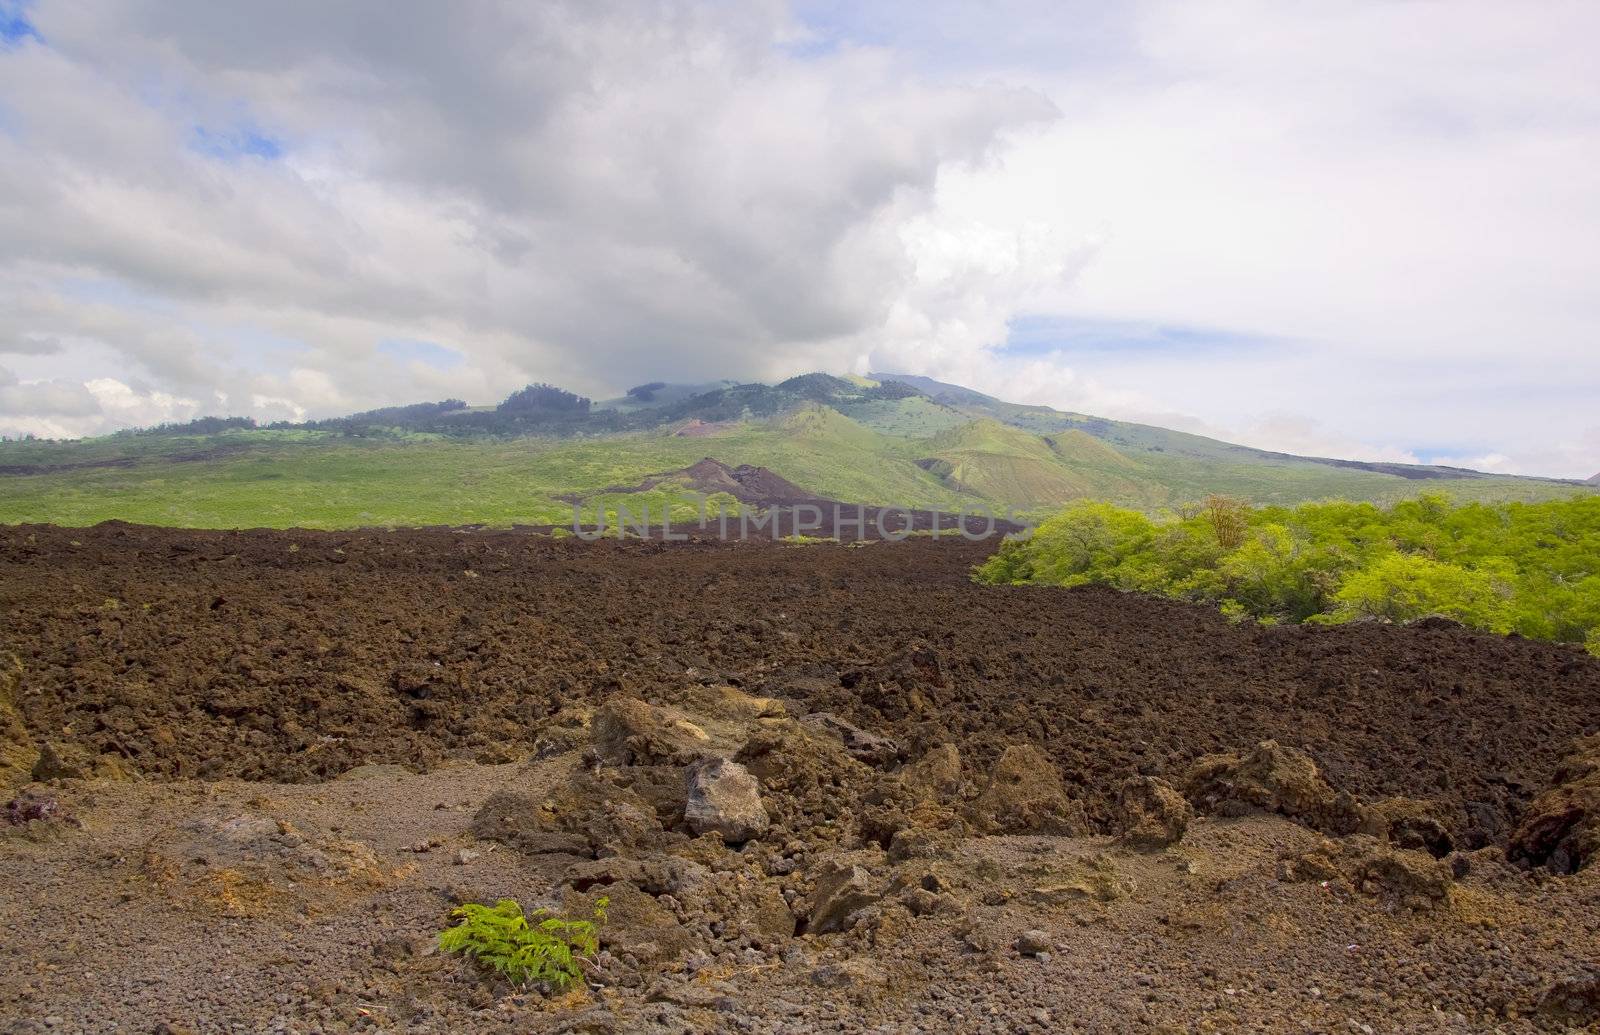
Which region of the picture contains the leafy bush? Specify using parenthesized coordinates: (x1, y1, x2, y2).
(977, 494, 1600, 653)
(438, 896, 608, 990)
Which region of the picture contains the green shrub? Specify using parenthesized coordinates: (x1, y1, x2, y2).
(977, 493, 1600, 653)
(438, 896, 608, 990)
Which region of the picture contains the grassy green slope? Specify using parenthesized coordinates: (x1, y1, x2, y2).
(710, 405, 967, 509)
(0, 435, 703, 528)
(835, 395, 973, 438)
(0, 407, 970, 528)
(910, 419, 1134, 507)
(1121, 451, 1586, 508)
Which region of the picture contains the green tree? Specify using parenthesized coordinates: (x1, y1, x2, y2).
(1004, 501, 1156, 588)
(1324, 552, 1513, 629)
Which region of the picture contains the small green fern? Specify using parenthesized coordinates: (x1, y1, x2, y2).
(438, 896, 609, 990)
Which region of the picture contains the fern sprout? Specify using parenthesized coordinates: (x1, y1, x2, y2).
(438, 897, 608, 990)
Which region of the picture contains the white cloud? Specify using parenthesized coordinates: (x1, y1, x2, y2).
(0, 374, 198, 439)
(247, 394, 306, 423)
(1429, 427, 1600, 482)
(1428, 452, 1513, 474)
(83, 377, 199, 426)
(1227, 415, 1422, 467)
(853, 0, 1600, 477)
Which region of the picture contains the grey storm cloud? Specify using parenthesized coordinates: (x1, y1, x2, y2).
(0, 375, 100, 418)
(0, 0, 1057, 411)
(1, 334, 62, 355)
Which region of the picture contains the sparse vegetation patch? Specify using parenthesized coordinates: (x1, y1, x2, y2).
(438, 897, 607, 991)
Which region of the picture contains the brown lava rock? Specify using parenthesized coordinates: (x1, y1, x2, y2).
(471, 772, 678, 858)
(1114, 776, 1192, 850)
(966, 743, 1089, 835)
(1280, 835, 1454, 910)
(591, 697, 717, 767)
(1508, 733, 1600, 874)
(683, 756, 770, 843)
(1184, 739, 1364, 834)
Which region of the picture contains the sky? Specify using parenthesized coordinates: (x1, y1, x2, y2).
(0, 1, 1596, 478)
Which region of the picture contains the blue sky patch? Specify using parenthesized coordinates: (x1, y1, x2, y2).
(786, 1, 1131, 75)
(218, 328, 312, 375)
(57, 275, 172, 310)
(998, 315, 1282, 358)
(190, 125, 283, 161)
(379, 339, 464, 370)
(780, 1, 881, 59)
(0, 1, 40, 46)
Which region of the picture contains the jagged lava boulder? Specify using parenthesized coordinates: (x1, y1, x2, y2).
(799, 712, 900, 766)
(966, 743, 1088, 835)
(1509, 734, 1600, 874)
(591, 697, 717, 767)
(1115, 776, 1192, 850)
(803, 850, 887, 934)
(1184, 739, 1363, 834)
(684, 757, 770, 843)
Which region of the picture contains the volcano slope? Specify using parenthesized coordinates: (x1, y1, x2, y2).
(2, 522, 1599, 1032)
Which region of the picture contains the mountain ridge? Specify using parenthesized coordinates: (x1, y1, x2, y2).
(0, 371, 1592, 530)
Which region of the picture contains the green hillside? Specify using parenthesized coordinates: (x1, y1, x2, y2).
(911, 420, 1141, 506)
(0, 372, 1590, 529)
